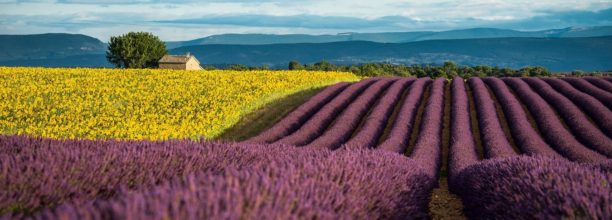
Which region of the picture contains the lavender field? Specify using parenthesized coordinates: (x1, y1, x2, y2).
(2, 76, 611, 219)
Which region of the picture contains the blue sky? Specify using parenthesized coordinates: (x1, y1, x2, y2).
(1, 0, 611, 41)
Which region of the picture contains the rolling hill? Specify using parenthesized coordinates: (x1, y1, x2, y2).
(0, 33, 106, 61)
(165, 26, 612, 48)
(169, 37, 612, 71)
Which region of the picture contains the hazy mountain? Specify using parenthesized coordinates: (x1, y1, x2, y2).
(167, 37, 612, 71)
(0, 54, 111, 68)
(2, 26, 611, 62)
(1, 33, 611, 72)
(165, 26, 612, 48)
(0, 33, 106, 61)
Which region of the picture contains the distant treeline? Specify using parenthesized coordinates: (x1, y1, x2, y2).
(202, 60, 611, 78)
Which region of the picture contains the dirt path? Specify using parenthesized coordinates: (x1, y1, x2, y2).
(428, 82, 468, 220)
(406, 84, 431, 155)
(429, 178, 467, 220)
(466, 83, 485, 159)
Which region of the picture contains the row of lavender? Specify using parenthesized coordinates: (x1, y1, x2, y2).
(252, 77, 446, 178)
(0, 136, 434, 219)
(250, 76, 611, 160)
(449, 77, 611, 219)
(248, 75, 611, 218)
(255, 74, 610, 218)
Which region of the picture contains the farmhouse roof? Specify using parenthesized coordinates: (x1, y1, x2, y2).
(159, 53, 200, 64)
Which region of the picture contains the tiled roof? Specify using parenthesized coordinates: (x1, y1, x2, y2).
(159, 55, 192, 64)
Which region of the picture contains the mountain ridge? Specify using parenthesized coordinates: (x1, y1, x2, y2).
(1, 36, 609, 72)
(166, 36, 612, 71)
(0, 33, 106, 61)
(165, 26, 612, 48)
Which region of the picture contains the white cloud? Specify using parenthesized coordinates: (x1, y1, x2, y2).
(0, 0, 611, 40)
(2, 0, 607, 19)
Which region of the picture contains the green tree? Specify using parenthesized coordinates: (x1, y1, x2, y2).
(360, 63, 384, 77)
(313, 60, 336, 71)
(474, 65, 492, 76)
(429, 68, 447, 78)
(228, 64, 249, 71)
(529, 66, 550, 77)
(459, 66, 474, 78)
(412, 65, 427, 78)
(288, 60, 303, 70)
(518, 67, 531, 77)
(500, 68, 516, 77)
(474, 70, 487, 77)
(106, 32, 167, 68)
(201, 65, 218, 70)
(571, 70, 585, 76)
(443, 61, 458, 73)
(490, 66, 501, 77)
(348, 65, 360, 74)
(392, 64, 411, 77)
(259, 65, 270, 70)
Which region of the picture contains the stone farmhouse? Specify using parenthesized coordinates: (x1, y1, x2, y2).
(158, 53, 202, 70)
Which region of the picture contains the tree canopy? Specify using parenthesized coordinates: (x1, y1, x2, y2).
(106, 32, 167, 68)
(286, 60, 557, 78)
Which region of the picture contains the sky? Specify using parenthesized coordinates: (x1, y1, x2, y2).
(1, 0, 611, 41)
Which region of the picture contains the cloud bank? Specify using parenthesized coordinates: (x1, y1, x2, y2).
(0, 0, 611, 41)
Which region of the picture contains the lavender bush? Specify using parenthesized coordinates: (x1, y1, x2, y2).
(0, 136, 273, 214)
(343, 78, 415, 149)
(409, 77, 446, 178)
(245, 82, 350, 144)
(482, 77, 562, 158)
(448, 77, 479, 186)
(468, 78, 517, 158)
(453, 156, 611, 220)
(503, 78, 606, 163)
(0, 135, 435, 219)
(523, 77, 612, 157)
(542, 77, 612, 136)
(377, 78, 431, 153)
(561, 77, 612, 110)
(584, 77, 612, 93)
(304, 78, 395, 149)
(273, 78, 377, 146)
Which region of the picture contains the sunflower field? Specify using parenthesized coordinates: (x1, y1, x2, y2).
(0, 67, 359, 140)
